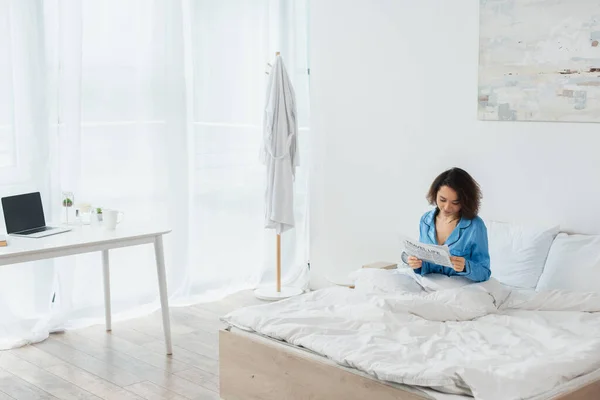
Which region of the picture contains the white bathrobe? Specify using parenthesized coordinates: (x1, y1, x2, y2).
(261, 54, 299, 235)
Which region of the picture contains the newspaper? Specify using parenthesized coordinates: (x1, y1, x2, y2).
(399, 235, 453, 268)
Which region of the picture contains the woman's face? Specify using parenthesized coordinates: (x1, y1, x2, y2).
(436, 185, 461, 217)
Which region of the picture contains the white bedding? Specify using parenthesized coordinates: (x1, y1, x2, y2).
(222, 270, 600, 400)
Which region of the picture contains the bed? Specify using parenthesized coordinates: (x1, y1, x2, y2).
(219, 222, 600, 399)
(219, 326, 600, 400)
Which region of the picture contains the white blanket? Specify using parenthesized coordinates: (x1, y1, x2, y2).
(222, 271, 600, 400)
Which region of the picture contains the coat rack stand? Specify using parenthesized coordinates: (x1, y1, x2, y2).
(254, 232, 303, 301)
(254, 51, 304, 302)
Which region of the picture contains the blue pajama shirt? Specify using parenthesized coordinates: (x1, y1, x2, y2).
(412, 209, 491, 283)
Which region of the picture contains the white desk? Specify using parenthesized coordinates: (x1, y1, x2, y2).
(0, 225, 173, 355)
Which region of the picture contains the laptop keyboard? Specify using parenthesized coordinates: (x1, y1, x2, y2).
(21, 226, 55, 234)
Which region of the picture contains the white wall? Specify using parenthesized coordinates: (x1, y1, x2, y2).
(308, 0, 600, 288)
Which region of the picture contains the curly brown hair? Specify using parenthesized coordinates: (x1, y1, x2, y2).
(426, 168, 482, 220)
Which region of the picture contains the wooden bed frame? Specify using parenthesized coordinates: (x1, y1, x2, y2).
(219, 328, 600, 400)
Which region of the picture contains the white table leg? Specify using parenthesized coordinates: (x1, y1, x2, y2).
(102, 249, 112, 331)
(154, 235, 173, 355)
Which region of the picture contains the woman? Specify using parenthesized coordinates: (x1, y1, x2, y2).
(407, 167, 491, 282)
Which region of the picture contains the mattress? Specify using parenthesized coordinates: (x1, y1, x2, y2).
(227, 325, 600, 400)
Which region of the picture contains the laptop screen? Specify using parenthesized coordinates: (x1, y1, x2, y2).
(2, 192, 46, 234)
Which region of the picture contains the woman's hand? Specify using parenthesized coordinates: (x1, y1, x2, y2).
(407, 256, 422, 270)
(450, 256, 466, 272)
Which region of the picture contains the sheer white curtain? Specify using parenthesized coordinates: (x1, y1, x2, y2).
(182, 0, 311, 302)
(0, 0, 310, 349)
(0, 0, 55, 349)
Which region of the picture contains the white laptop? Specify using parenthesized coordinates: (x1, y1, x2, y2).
(1, 192, 71, 238)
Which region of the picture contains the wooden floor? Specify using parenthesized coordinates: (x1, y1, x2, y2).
(0, 290, 267, 400)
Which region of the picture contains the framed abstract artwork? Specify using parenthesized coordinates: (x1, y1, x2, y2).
(478, 1, 600, 122)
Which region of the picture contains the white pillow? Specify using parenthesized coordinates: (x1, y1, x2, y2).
(486, 220, 560, 289)
(536, 233, 600, 293)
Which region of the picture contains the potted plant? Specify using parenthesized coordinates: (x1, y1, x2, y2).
(61, 191, 75, 224)
(96, 207, 103, 222)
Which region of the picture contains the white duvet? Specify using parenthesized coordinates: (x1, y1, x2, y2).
(222, 269, 600, 400)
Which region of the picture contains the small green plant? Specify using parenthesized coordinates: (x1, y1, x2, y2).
(62, 198, 73, 207)
(96, 207, 102, 214)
